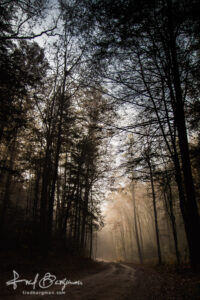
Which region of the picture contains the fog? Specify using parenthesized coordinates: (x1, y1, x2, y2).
(96, 181, 188, 264)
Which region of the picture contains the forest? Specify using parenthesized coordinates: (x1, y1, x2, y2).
(1, 0, 200, 298)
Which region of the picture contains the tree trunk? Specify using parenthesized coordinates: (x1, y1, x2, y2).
(167, 0, 200, 268)
(148, 159, 162, 265)
(39, 135, 52, 254)
(131, 185, 143, 264)
(80, 184, 90, 253)
(33, 169, 41, 220)
(0, 135, 16, 236)
(163, 172, 180, 264)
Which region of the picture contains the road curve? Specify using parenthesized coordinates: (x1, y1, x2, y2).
(67, 263, 136, 300)
(4, 262, 178, 299)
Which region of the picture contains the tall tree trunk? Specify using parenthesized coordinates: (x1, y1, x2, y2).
(0, 135, 16, 236)
(162, 173, 180, 264)
(89, 219, 93, 259)
(80, 184, 90, 254)
(47, 116, 62, 246)
(131, 185, 143, 264)
(0, 169, 13, 235)
(47, 48, 69, 248)
(119, 225, 127, 261)
(148, 158, 162, 265)
(33, 168, 41, 220)
(39, 135, 52, 254)
(167, 0, 200, 268)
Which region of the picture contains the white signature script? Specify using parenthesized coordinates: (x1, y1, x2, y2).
(6, 270, 83, 291)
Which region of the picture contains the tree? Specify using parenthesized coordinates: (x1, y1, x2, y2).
(157, 166, 181, 264)
(0, 40, 48, 236)
(73, 0, 200, 268)
(0, 0, 57, 41)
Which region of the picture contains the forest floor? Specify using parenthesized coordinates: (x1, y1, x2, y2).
(1, 252, 200, 299)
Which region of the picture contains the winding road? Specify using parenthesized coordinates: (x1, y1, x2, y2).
(4, 262, 178, 299)
(67, 263, 136, 300)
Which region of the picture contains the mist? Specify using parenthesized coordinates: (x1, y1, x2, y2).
(97, 181, 188, 265)
(1, 1, 200, 299)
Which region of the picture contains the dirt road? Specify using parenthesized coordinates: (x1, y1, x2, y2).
(67, 263, 136, 300)
(3, 262, 185, 299)
(64, 262, 179, 300)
